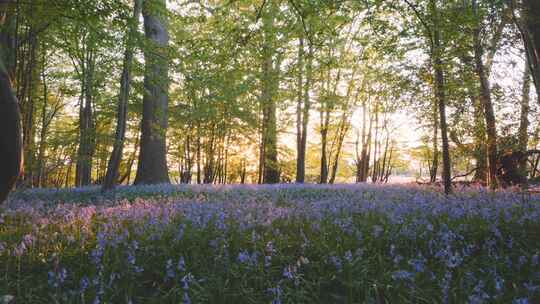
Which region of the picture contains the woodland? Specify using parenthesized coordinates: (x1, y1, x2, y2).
(0, 0, 539, 200)
(1, 1, 540, 303)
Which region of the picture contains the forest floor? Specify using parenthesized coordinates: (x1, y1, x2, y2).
(1, 184, 539, 303)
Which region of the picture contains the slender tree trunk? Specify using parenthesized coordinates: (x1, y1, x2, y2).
(36, 56, 48, 187)
(0, 3, 23, 203)
(134, 0, 170, 185)
(432, 0, 452, 194)
(430, 97, 439, 183)
(20, 30, 37, 187)
(329, 112, 349, 184)
(76, 44, 96, 187)
(518, 59, 531, 173)
(361, 109, 373, 182)
(295, 34, 304, 183)
(371, 107, 379, 182)
(196, 125, 201, 184)
(319, 110, 329, 184)
(357, 99, 371, 182)
(103, 0, 142, 191)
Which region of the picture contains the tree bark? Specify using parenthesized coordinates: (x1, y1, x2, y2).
(518, 59, 530, 173)
(520, 0, 540, 103)
(0, 3, 23, 203)
(261, 2, 280, 184)
(134, 0, 170, 185)
(19, 27, 37, 187)
(102, 0, 142, 191)
(430, 96, 439, 183)
(295, 34, 304, 183)
(472, 0, 498, 189)
(471, 95, 487, 182)
(75, 44, 96, 187)
(431, 0, 452, 194)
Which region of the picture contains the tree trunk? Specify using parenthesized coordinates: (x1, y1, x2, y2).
(471, 95, 487, 182)
(472, 0, 498, 189)
(371, 107, 379, 182)
(319, 109, 329, 184)
(430, 97, 439, 183)
(19, 29, 37, 187)
(360, 108, 373, 182)
(196, 124, 201, 184)
(261, 3, 279, 184)
(0, 3, 23, 203)
(295, 34, 304, 183)
(75, 45, 96, 187)
(102, 0, 142, 191)
(134, 0, 170, 185)
(521, 0, 540, 103)
(518, 59, 531, 173)
(432, 0, 452, 194)
(329, 111, 350, 184)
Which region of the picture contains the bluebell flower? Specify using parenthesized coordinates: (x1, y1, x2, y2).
(237, 250, 250, 264)
(283, 266, 295, 280)
(372, 225, 383, 238)
(58, 268, 67, 284)
(165, 259, 175, 279)
(468, 281, 489, 304)
(524, 282, 540, 293)
(519, 256, 528, 267)
(268, 285, 282, 304)
(494, 276, 504, 293)
(446, 252, 463, 268)
(391, 270, 413, 281)
(344, 250, 353, 263)
(408, 256, 426, 273)
(80, 276, 90, 293)
(47, 271, 57, 288)
(264, 255, 272, 267)
(182, 292, 191, 304)
(178, 256, 186, 272)
(329, 255, 343, 272)
(512, 298, 528, 304)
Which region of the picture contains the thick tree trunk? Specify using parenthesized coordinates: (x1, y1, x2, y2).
(473, 0, 498, 189)
(0, 4, 23, 203)
(261, 3, 279, 184)
(432, 0, 452, 194)
(134, 0, 170, 185)
(102, 0, 142, 191)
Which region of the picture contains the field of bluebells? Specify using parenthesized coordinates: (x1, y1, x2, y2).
(1, 184, 540, 304)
